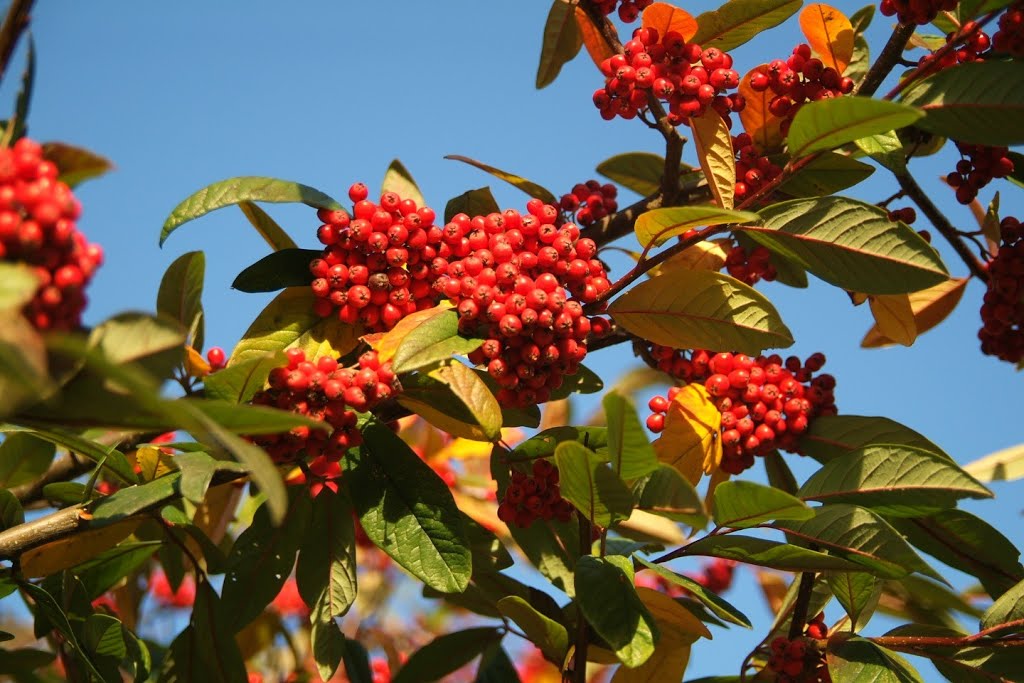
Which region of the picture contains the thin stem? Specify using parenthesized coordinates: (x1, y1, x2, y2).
(855, 22, 916, 97)
(0, 0, 33, 87)
(787, 570, 817, 640)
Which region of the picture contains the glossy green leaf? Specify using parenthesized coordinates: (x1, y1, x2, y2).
(400, 364, 502, 441)
(161, 583, 247, 683)
(798, 445, 991, 516)
(238, 200, 298, 251)
(391, 310, 484, 373)
(74, 541, 163, 599)
(445, 155, 557, 205)
(203, 351, 284, 403)
(596, 152, 665, 196)
(231, 248, 320, 293)
(444, 187, 501, 224)
(475, 645, 521, 683)
(0, 489, 24, 530)
(576, 555, 658, 668)
(828, 572, 882, 632)
(349, 422, 471, 593)
(603, 391, 659, 481)
(787, 98, 923, 158)
(980, 577, 1024, 634)
(42, 142, 114, 188)
(635, 465, 706, 527)
(160, 176, 341, 245)
(901, 60, 1024, 146)
(297, 489, 358, 619)
(535, 0, 582, 89)
(382, 158, 426, 208)
(310, 615, 345, 682)
(712, 480, 813, 528)
(799, 414, 947, 463)
(497, 596, 569, 664)
(634, 556, 751, 628)
(554, 441, 633, 528)
(683, 535, 864, 572)
(0, 262, 41, 311)
(827, 636, 924, 683)
(156, 251, 205, 351)
(0, 432, 54, 488)
(779, 153, 875, 197)
(609, 268, 794, 355)
(509, 426, 609, 462)
(394, 627, 503, 683)
(634, 206, 760, 248)
(91, 472, 181, 522)
(692, 0, 801, 51)
(82, 613, 127, 660)
(0, 424, 136, 484)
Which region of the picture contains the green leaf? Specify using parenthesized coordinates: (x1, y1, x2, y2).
(633, 206, 760, 249)
(156, 251, 205, 351)
(475, 645, 521, 683)
(42, 481, 87, 504)
(444, 187, 501, 224)
(221, 492, 313, 631)
(189, 398, 327, 434)
(846, 33, 871, 87)
(901, 60, 1024, 146)
(238, 200, 298, 251)
(963, 442, 1024, 483)
(0, 432, 54, 488)
(828, 572, 882, 632)
(547, 363, 604, 401)
(161, 176, 341, 245)
(712, 480, 813, 528)
(763, 451, 798, 495)
(609, 268, 794, 355)
(92, 472, 181, 522)
(348, 421, 471, 593)
(779, 153, 875, 198)
(505, 516, 578, 596)
(603, 391, 658, 481)
(8, 37, 33, 144)
(854, 130, 907, 172)
(634, 556, 751, 628)
(175, 452, 244, 504)
(798, 444, 991, 516)
(445, 155, 558, 205)
(297, 489, 358, 619)
(341, 638, 373, 683)
(82, 613, 127, 660)
(800, 414, 946, 463)
(310, 615, 346, 682)
(19, 581, 106, 681)
(161, 583, 247, 683)
(203, 351, 284, 404)
(391, 310, 484, 373)
(0, 313, 51, 419)
(0, 489, 24, 531)
(393, 627, 503, 683)
(382, 158, 426, 208)
(827, 636, 925, 683)
(74, 541, 163, 599)
(576, 555, 658, 668)
(509, 426, 609, 462)
(1, 424, 136, 485)
(0, 262, 41, 311)
(596, 152, 665, 196)
(787, 98, 923, 158)
(981, 577, 1024, 634)
(400, 365, 502, 441)
(0, 648, 55, 674)
(635, 465, 706, 527)
(683, 535, 864, 572)
(774, 504, 938, 580)
(535, 0, 582, 89)
(42, 141, 114, 188)
(496, 596, 569, 664)
(231, 248, 320, 293)
(879, 625, 1020, 683)
(691, 0, 802, 51)
(554, 441, 633, 528)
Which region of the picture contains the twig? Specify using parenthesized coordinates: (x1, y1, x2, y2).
(855, 23, 916, 97)
(0, 0, 33, 87)
(787, 570, 817, 640)
(11, 452, 91, 504)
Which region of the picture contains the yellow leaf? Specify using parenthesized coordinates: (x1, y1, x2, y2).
(653, 384, 722, 485)
(184, 345, 210, 377)
(637, 586, 712, 640)
(963, 443, 1024, 483)
(21, 520, 141, 578)
(613, 587, 710, 682)
(642, 2, 698, 41)
(868, 294, 917, 347)
(371, 302, 453, 364)
(799, 3, 854, 75)
(540, 398, 571, 430)
(690, 109, 735, 210)
(192, 481, 243, 545)
(861, 278, 967, 348)
(651, 238, 731, 277)
(433, 429, 525, 461)
(738, 65, 786, 154)
(134, 446, 177, 483)
(617, 508, 686, 545)
(575, 7, 615, 68)
(704, 466, 731, 515)
(756, 570, 789, 614)
(295, 312, 362, 362)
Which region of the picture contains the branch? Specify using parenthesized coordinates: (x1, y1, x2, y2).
(0, 0, 33, 87)
(588, 191, 663, 247)
(787, 570, 817, 640)
(11, 452, 91, 505)
(895, 170, 989, 281)
(855, 22, 916, 97)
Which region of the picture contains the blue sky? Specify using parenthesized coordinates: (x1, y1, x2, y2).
(8, 1, 1022, 679)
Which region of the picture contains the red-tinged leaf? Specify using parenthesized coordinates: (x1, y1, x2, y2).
(690, 108, 736, 209)
(41, 142, 114, 188)
(536, 0, 583, 90)
(575, 7, 616, 68)
(652, 383, 722, 485)
(868, 294, 917, 347)
(862, 278, 967, 348)
(444, 155, 557, 205)
(642, 2, 698, 41)
(799, 3, 855, 75)
(691, 0, 802, 52)
(739, 65, 786, 153)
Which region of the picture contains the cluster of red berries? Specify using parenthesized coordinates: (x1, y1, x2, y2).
(372, 659, 392, 683)
(767, 614, 831, 683)
(879, 0, 957, 25)
(444, 200, 610, 408)
(497, 459, 574, 528)
(979, 216, 1024, 363)
(310, 183, 443, 332)
(749, 45, 855, 136)
(592, 0, 653, 22)
(639, 558, 737, 598)
(0, 138, 103, 331)
(733, 132, 783, 201)
(945, 142, 1015, 205)
(646, 350, 837, 474)
(887, 207, 917, 224)
(917, 23, 991, 77)
(593, 27, 745, 125)
(559, 180, 618, 226)
(994, 6, 1024, 55)
(725, 243, 777, 286)
(249, 348, 398, 494)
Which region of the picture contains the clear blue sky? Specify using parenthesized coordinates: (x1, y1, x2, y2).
(10, 2, 1022, 679)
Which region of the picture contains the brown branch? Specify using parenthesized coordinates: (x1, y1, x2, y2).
(855, 23, 916, 97)
(788, 570, 817, 640)
(588, 191, 663, 247)
(10, 452, 92, 505)
(0, 0, 33, 87)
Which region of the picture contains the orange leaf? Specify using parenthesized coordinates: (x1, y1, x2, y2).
(738, 65, 785, 154)
(798, 4, 854, 75)
(868, 294, 917, 347)
(652, 238, 731, 277)
(184, 345, 211, 377)
(652, 383, 722, 485)
(756, 570, 789, 614)
(575, 7, 615, 67)
(861, 278, 968, 348)
(690, 108, 736, 210)
(642, 2, 698, 41)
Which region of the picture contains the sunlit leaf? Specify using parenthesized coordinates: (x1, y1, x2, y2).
(652, 383, 722, 484)
(642, 2, 698, 41)
(444, 155, 557, 205)
(862, 278, 967, 348)
(692, 0, 802, 51)
(381, 158, 426, 207)
(787, 98, 923, 158)
(634, 206, 758, 249)
(555, 441, 633, 527)
(536, 0, 582, 89)
(712, 480, 813, 528)
(799, 3, 855, 74)
(690, 108, 735, 209)
(635, 556, 751, 627)
(497, 596, 569, 664)
(597, 152, 665, 196)
(576, 7, 616, 68)
(963, 442, 1024, 483)
(739, 65, 786, 153)
(868, 294, 916, 347)
(237, 200, 298, 251)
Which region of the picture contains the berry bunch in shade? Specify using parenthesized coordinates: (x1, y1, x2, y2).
(879, 0, 957, 25)
(887, 207, 917, 225)
(371, 659, 392, 683)
(559, 179, 618, 227)
(445, 200, 611, 408)
(979, 216, 1024, 363)
(646, 350, 837, 474)
(748, 44, 854, 135)
(945, 142, 1015, 204)
(916, 22, 991, 76)
(249, 348, 399, 495)
(767, 614, 831, 683)
(0, 138, 103, 331)
(725, 242, 777, 286)
(310, 182, 443, 332)
(733, 132, 783, 202)
(994, 5, 1024, 55)
(497, 459, 574, 528)
(150, 570, 196, 609)
(638, 558, 737, 598)
(593, 26, 745, 125)
(591, 0, 654, 22)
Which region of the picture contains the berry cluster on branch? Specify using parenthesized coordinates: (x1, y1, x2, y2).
(591, 0, 653, 23)
(749, 44, 854, 136)
(497, 459, 574, 528)
(994, 6, 1024, 55)
(733, 132, 783, 202)
(880, 0, 958, 26)
(559, 179, 618, 227)
(725, 241, 777, 285)
(945, 142, 1014, 205)
(638, 558, 737, 597)
(766, 613, 831, 683)
(916, 21, 991, 76)
(979, 216, 1024, 363)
